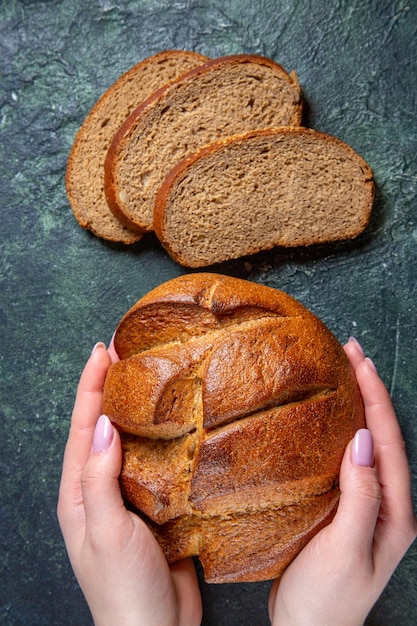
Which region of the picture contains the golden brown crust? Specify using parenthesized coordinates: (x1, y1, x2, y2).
(112, 272, 306, 358)
(149, 489, 340, 583)
(102, 273, 365, 582)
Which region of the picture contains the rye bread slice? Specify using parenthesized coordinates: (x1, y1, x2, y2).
(66, 50, 208, 243)
(104, 54, 302, 232)
(153, 127, 375, 267)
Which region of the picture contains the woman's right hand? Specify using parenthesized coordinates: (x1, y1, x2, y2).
(269, 337, 417, 626)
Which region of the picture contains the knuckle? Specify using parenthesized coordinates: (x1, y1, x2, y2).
(353, 472, 382, 505)
(81, 467, 102, 493)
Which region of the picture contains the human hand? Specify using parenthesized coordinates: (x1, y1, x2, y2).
(269, 337, 417, 626)
(57, 342, 202, 626)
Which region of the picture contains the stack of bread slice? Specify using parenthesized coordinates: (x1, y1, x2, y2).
(66, 50, 209, 244)
(66, 50, 374, 266)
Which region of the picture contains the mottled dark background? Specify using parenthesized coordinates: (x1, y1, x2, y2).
(1, 1, 416, 624)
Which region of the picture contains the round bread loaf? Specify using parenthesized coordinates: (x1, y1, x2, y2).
(102, 273, 365, 583)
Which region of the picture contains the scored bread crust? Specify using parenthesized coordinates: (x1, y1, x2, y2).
(102, 273, 365, 583)
(154, 127, 375, 267)
(65, 50, 208, 243)
(103, 54, 303, 232)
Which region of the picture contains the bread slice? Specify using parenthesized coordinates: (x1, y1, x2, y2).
(104, 54, 302, 232)
(102, 273, 365, 582)
(66, 49, 208, 243)
(154, 127, 375, 267)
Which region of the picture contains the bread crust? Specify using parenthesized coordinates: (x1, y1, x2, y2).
(103, 54, 303, 231)
(154, 126, 375, 266)
(66, 49, 208, 242)
(102, 273, 365, 582)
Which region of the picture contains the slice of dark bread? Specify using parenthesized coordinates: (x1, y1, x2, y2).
(153, 127, 375, 267)
(66, 50, 208, 243)
(104, 54, 303, 232)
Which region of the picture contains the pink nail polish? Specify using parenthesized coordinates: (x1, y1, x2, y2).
(348, 336, 365, 357)
(92, 415, 114, 453)
(352, 429, 374, 467)
(365, 357, 378, 372)
(91, 342, 106, 355)
(107, 332, 120, 364)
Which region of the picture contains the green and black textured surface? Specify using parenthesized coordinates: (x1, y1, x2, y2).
(1, 1, 416, 624)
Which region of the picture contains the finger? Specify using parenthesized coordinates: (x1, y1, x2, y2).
(354, 359, 417, 546)
(82, 416, 182, 606)
(81, 415, 130, 542)
(355, 357, 403, 444)
(67, 343, 111, 465)
(58, 343, 111, 533)
(343, 336, 366, 370)
(268, 578, 280, 622)
(72, 342, 111, 428)
(107, 332, 120, 364)
(332, 430, 381, 561)
(170, 558, 203, 626)
(344, 339, 411, 517)
(344, 341, 417, 557)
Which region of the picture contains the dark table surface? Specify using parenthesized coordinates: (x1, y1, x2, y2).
(1, 1, 416, 624)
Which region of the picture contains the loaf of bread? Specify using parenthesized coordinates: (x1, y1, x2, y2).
(102, 273, 365, 583)
(154, 127, 375, 267)
(104, 54, 302, 232)
(66, 50, 208, 243)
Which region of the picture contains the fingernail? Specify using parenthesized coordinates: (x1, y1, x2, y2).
(348, 336, 365, 357)
(91, 342, 106, 355)
(107, 333, 120, 364)
(352, 429, 374, 467)
(92, 414, 114, 453)
(365, 356, 378, 372)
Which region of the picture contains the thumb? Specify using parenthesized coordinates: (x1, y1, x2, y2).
(81, 415, 127, 535)
(332, 429, 382, 554)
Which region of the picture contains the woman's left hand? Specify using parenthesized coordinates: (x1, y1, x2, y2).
(57, 342, 202, 626)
